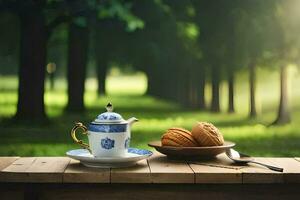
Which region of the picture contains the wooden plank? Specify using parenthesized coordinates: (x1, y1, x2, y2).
(63, 159, 110, 183)
(1, 157, 70, 183)
(0, 157, 19, 171)
(0, 157, 20, 182)
(268, 158, 300, 183)
(2, 157, 36, 172)
(0, 156, 298, 184)
(147, 153, 194, 183)
(111, 159, 151, 183)
(1, 157, 36, 182)
(25, 157, 70, 182)
(27, 183, 300, 200)
(241, 157, 283, 183)
(189, 153, 242, 183)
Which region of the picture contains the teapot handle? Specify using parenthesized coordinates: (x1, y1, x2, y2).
(71, 122, 91, 152)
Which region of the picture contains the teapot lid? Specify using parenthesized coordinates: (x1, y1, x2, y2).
(93, 103, 125, 124)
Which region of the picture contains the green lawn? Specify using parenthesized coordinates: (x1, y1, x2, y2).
(0, 69, 300, 157)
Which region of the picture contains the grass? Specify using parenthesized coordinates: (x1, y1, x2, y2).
(0, 68, 300, 157)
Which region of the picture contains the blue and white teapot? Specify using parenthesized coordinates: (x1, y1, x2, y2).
(71, 103, 138, 157)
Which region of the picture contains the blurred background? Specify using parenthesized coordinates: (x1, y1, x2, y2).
(0, 0, 300, 156)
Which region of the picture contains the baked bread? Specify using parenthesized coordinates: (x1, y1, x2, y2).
(161, 127, 198, 147)
(191, 122, 224, 146)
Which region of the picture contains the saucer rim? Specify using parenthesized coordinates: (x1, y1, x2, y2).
(66, 147, 153, 162)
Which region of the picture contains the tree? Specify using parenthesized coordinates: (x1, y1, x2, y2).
(271, 0, 300, 124)
(248, 60, 257, 118)
(130, 0, 178, 99)
(93, 19, 126, 96)
(0, 12, 19, 75)
(0, 0, 68, 121)
(15, 4, 48, 120)
(241, 0, 272, 118)
(273, 64, 291, 124)
(194, 0, 229, 112)
(94, 21, 108, 96)
(66, 21, 89, 112)
(65, 0, 143, 110)
(223, 3, 248, 113)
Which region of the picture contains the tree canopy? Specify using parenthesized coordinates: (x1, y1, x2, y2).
(0, 0, 299, 124)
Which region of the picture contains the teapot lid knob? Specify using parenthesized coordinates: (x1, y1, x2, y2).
(106, 102, 113, 112)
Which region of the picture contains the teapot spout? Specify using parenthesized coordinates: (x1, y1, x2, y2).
(127, 117, 138, 126)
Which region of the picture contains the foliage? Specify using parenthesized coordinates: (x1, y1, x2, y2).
(1, 0, 300, 154)
(1, 71, 300, 156)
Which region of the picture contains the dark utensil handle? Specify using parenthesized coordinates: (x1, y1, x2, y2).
(250, 161, 283, 172)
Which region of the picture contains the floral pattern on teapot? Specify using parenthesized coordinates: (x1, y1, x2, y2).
(125, 137, 130, 149)
(101, 137, 115, 149)
(97, 113, 121, 121)
(89, 124, 127, 133)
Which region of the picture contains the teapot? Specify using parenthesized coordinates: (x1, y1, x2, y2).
(71, 103, 138, 157)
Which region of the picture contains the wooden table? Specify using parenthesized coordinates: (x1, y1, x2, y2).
(1, 153, 300, 200)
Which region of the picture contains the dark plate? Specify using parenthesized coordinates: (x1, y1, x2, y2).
(148, 141, 235, 160)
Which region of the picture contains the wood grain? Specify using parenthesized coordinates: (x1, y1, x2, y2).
(2, 157, 36, 172)
(111, 159, 150, 183)
(0, 157, 19, 171)
(0, 157, 20, 182)
(63, 159, 110, 183)
(25, 183, 300, 200)
(241, 157, 283, 183)
(147, 153, 194, 183)
(1, 157, 36, 182)
(1, 156, 300, 185)
(268, 158, 300, 183)
(25, 157, 70, 182)
(189, 154, 242, 183)
(1, 157, 70, 183)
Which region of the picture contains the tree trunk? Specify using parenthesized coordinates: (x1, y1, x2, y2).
(66, 23, 89, 112)
(94, 23, 108, 96)
(188, 71, 197, 108)
(15, 12, 47, 121)
(96, 58, 107, 96)
(272, 64, 291, 125)
(146, 71, 155, 96)
(177, 65, 189, 105)
(210, 65, 220, 112)
(249, 60, 257, 118)
(197, 66, 206, 110)
(189, 82, 198, 108)
(228, 71, 235, 113)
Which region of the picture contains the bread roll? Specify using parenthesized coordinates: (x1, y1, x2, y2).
(161, 127, 198, 147)
(191, 122, 224, 146)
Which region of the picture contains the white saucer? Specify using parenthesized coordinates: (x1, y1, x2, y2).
(66, 148, 153, 168)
